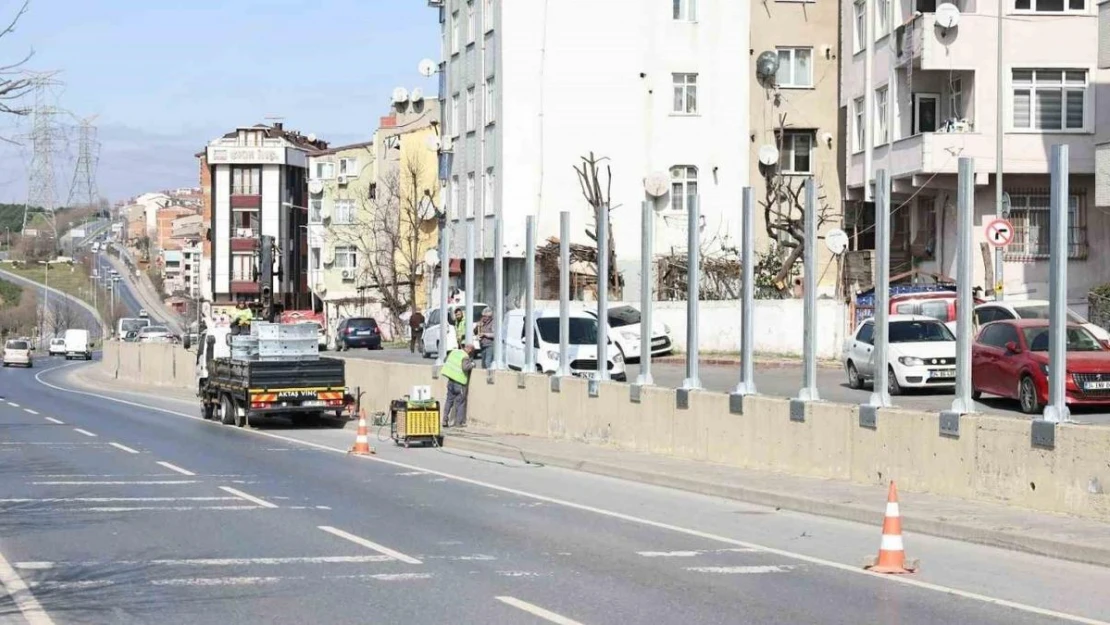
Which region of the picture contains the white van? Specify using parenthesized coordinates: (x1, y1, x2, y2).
(419, 302, 489, 358)
(503, 308, 627, 381)
(63, 329, 92, 360)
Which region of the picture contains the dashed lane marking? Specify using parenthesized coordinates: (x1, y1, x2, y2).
(108, 442, 139, 454)
(156, 461, 195, 476)
(218, 486, 277, 509)
(43, 417, 63, 425)
(16, 555, 395, 570)
(0, 546, 54, 625)
(73, 428, 97, 438)
(496, 597, 585, 625)
(685, 565, 796, 574)
(31, 480, 199, 485)
(23, 409, 37, 415)
(637, 549, 760, 557)
(317, 526, 422, 565)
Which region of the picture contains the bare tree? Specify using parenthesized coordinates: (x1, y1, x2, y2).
(0, 0, 35, 137)
(0, 287, 37, 338)
(574, 152, 622, 299)
(48, 295, 78, 335)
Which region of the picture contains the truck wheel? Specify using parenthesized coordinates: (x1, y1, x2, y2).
(220, 395, 238, 426)
(201, 401, 215, 420)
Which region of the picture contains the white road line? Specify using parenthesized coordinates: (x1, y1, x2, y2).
(73, 428, 97, 438)
(108, 442, 139, 454)
(31, 480, 199, 485)
(219, 486, 278, 509)
(55, 506, 260, 512)
(685, 565, 795, 574)
(496, 597, 584, 625)
(43, 417, 63, 424)
(0, 497, 238, 503)
(638, 548, 760, 557)
(23, 409, 37, 415)
(35, 364, 1110, 625)
(16, 555, 394, 570)
(151, 572, 434, 587)
(156, 461, 195, 476)
(7, 402, 19, 408)
(0, 545, 54, 625)
(317, 526, 422, 564)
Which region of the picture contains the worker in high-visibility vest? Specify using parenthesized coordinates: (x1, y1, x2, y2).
(453, 308, 467, 348)
(441, 341, 477, 428)
(232, 302, 254, 335)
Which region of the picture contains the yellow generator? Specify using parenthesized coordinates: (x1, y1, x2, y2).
(390, 398, 442, 448)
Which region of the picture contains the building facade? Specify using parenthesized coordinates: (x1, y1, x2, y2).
(842, 0, 1110, 306)
(433, 0, 749, 304)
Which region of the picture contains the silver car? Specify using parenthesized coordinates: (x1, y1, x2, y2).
(138, 325, 171, 343)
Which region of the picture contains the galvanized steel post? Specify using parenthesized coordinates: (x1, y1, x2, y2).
(682, 196, 702, 390)
(492, 212, 505, 369)
(597, 203, 610, 381)
(869, 170, 892, 408)
(464, 218, 475, 348)
(637, 200, 654, 386)
(734, 187, 756, 396)
(1044, 145, 1071, 424)
(950, 158, 975, 415)
(435, 218, 450, 366)
(558, 210, 570, 377)
(797, 180, 820, 402)
(524, 215, 536, 373)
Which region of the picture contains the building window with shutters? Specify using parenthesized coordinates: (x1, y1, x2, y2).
(1011, 69, 1088, 132)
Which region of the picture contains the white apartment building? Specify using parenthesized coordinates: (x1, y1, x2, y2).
(433, 0, 749, 303)
(843, 0, 1110, 305)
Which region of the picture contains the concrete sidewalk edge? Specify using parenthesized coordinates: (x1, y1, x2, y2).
(445, 435, 1110, 569)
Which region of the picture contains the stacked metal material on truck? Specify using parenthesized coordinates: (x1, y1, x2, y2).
(228, 322, 319, 362)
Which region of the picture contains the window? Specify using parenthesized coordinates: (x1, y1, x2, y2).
(338, 157, 358, 176)
(450, 176, 460, 220)
(483, 169, 495, 215)
(451, 11, 460, 54)
(231, 253, 254, 282)
(856, 321, 874, 345)
(313, 161, 334, 180)
(949, 77, 964, 119)
(334, 245, 358, 270)
(1007, 191, 1087, 259)
(333, 199, 355, 225)
(465, 173, 475, 218)
(876, 0, 891, 38)
(466, 87, 476, 132)
(775, 47, 813, 88)
(309, 198, 323, 224)
(670, 166, 697, 212)
(233, 209, 259, 235)
(673, 0, 696, 20)
(484, 0, 493, 31)
(672, 73, 697, 114)
(854, 1, 866, 52)
(853, 97, 865, 152)
(467, 1, 475, 44)
(875, 86, 889, 144)
(484, 79, 495, 125)
(1012, 69, 1088, 131)
(450, 94, 460, 136)
(231, 166, 260, 195)
(310, 247, 321, 271)
(779, 131, 814, 174)
(1015, 0, 1086, 11)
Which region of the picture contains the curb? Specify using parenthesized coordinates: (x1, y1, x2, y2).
(445, 435, 1110, 569)
(653, 356, 842, 369)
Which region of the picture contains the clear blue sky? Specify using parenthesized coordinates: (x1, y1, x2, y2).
(0, 0, 440, 204)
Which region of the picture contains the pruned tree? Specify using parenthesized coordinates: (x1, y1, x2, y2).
(574, 152, 623, 299)
(0, 1, 35, 140)
(759, 113, 836, 295)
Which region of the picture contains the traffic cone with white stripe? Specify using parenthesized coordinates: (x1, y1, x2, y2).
(348, 409, 375, 456)
(865, 481, 917, 574)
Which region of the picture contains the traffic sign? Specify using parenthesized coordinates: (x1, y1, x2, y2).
(985, 218, 1014, 247)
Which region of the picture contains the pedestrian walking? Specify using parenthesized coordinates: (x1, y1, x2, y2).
(476, 307, 495, 368)
(409, 309, 425, 353)
(453, 308, 467, 348)
(441, 342, 476, 428)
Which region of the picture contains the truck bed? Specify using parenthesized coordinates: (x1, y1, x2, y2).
(209, 357, 345, 390)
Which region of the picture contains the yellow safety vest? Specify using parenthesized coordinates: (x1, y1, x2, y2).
(455, 317, 467, 343)
(441, 349, 469, 385)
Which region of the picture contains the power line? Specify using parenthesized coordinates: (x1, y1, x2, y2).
(21, 73, 65, 234)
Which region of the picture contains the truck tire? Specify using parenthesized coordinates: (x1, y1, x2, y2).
(201, 401, 215, 420)
(220, 395, 239, 426)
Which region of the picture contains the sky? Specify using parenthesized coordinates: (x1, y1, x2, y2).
(0, 0, 440, 204)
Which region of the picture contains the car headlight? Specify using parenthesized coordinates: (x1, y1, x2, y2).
(546, 350, 559, 361)
(898, 356, 925, 366)
(663, 323, 671, 334)
(1040, 362, 1049, 375)
(620, 330, 639, 342)
(613, 351, 624, 363)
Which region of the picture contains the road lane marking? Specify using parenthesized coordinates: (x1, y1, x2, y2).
(108, 442, 139, 454)
(156, 461, 195, 476)
(16, 555, 394, 570)
(23, 409, 37, 415)
(7, 402, 19, 408)
(0, 497, 237, 503)
(638, 549, 760, 557)
(151, 572, 434, 587)
(43, 417, 63, 424)
(73, 428, 97, 437)
(317, 526, 422, 564)
(685, 565, 795, 574)
(31, 480, 199, 485)
(49, 506, 260, 512)
(36, 363, 1110, 625)
(496, 597, 584, 625)
(219, 486, 278, 509)
(0, 546, 54, 625)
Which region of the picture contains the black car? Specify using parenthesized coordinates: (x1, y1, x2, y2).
(335, 317, 382, 350)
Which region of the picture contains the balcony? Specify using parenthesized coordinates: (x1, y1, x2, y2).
(230, 190, 261, 209)
(895, 12, 990, 72)
(229, 280, 260, 295)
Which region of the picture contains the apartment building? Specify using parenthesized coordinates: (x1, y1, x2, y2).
(749, 0, 842, 293)
(200, 123, 329, 310)
(433, 0, 748, 303)
(843, 0, 1109, 305)
(155, 206, 195, 252)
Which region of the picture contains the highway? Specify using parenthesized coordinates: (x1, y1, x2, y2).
(0, 357, 1106, 624)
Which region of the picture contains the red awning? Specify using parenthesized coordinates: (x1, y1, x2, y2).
(449, 259, 462, 275)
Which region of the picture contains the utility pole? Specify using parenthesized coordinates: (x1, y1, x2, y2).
(993, 5, 1005, 301)
(68, 115, 101, 211)
(22, 75, 64, 238)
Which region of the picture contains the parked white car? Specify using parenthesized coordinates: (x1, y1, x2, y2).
(419, 302, 489, 358)
(583, 305, 672, 361)
(503, 308, 627, 381)
(972, 299, 1110, 343)
(48, 338, 66, 356)
(842, 314, 957, 395)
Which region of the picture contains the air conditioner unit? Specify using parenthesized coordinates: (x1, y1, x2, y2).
(340, 269, 354, 280)
(337, 175, 349, 186)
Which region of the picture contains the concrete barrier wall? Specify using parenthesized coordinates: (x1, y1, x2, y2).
(101, 342, 1110, 522)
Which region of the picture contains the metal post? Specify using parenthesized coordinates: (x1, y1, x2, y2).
(948, 158, 976, 415)
(994, 7, 1005, 302)
(682, 196, 701, 390)
(734, 187, 756, 396)
(558, 211, 570, 377)
(492, 212, 505, 369)
(1044, 145, 1070, 423)
(464, 218, 475, 348)
(435, 218, 450, 365)
(524, 215, 536, 372)
(637, 200, 654, 386)
(869, 170, 892, 407)
(597, 203, 610, 381)
(797, 180, 820, 402)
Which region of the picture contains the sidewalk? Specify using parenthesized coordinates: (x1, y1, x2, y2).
(654, 354, 841, 369)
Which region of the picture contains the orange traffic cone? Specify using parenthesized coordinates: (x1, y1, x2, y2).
(865, 481, 916, 574)
(348, 409, 375, 456)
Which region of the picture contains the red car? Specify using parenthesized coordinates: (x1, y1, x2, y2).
(971, 319, 1110, 414)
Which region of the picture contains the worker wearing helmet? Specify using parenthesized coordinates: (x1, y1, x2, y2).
(232, 301, 253, 335)
(441, 341, 477, 428)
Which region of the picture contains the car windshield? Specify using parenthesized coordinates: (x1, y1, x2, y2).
(918, 300, 953, 322)
(1022, 327, 1105, 352)
(607, 306, 641, 328)
(6, 341, 28, 350)
(889, 320, 955, 343)
(120, 319, 149, 333)
(535, 317, 599, 345)
(1013, 305, 1087, 324)
(143, 326, 169, 334)
(51, 339, 64, 345)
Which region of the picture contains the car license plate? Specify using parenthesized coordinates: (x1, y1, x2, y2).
(1084, 381, 1110, 390)
(302, 400, 327, 407)
(932, 369, 956, 378)
(652, 337, 666, 347)
(357, 330, 371, 336)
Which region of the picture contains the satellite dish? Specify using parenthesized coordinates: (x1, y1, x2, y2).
(755, 51, 780, 82)
(934, 2, 961, 28)
(418, 196, 436, 221)
(307, 133, 317, 143)
(757, 144, 780, 166)
(825, 228, 849, 256)
(411, 87, 424, 102)
(423, 249, 440, 268)
(308, 179, 324, 195)
(643, 171, 669, 197)
(418, 59, 437, 78)
(391, 87, 410, 103)
(425, 135, 441, 152)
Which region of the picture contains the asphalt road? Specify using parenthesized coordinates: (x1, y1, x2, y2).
(92, 253, 142, 319)
(0, 357, 1107, 624)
